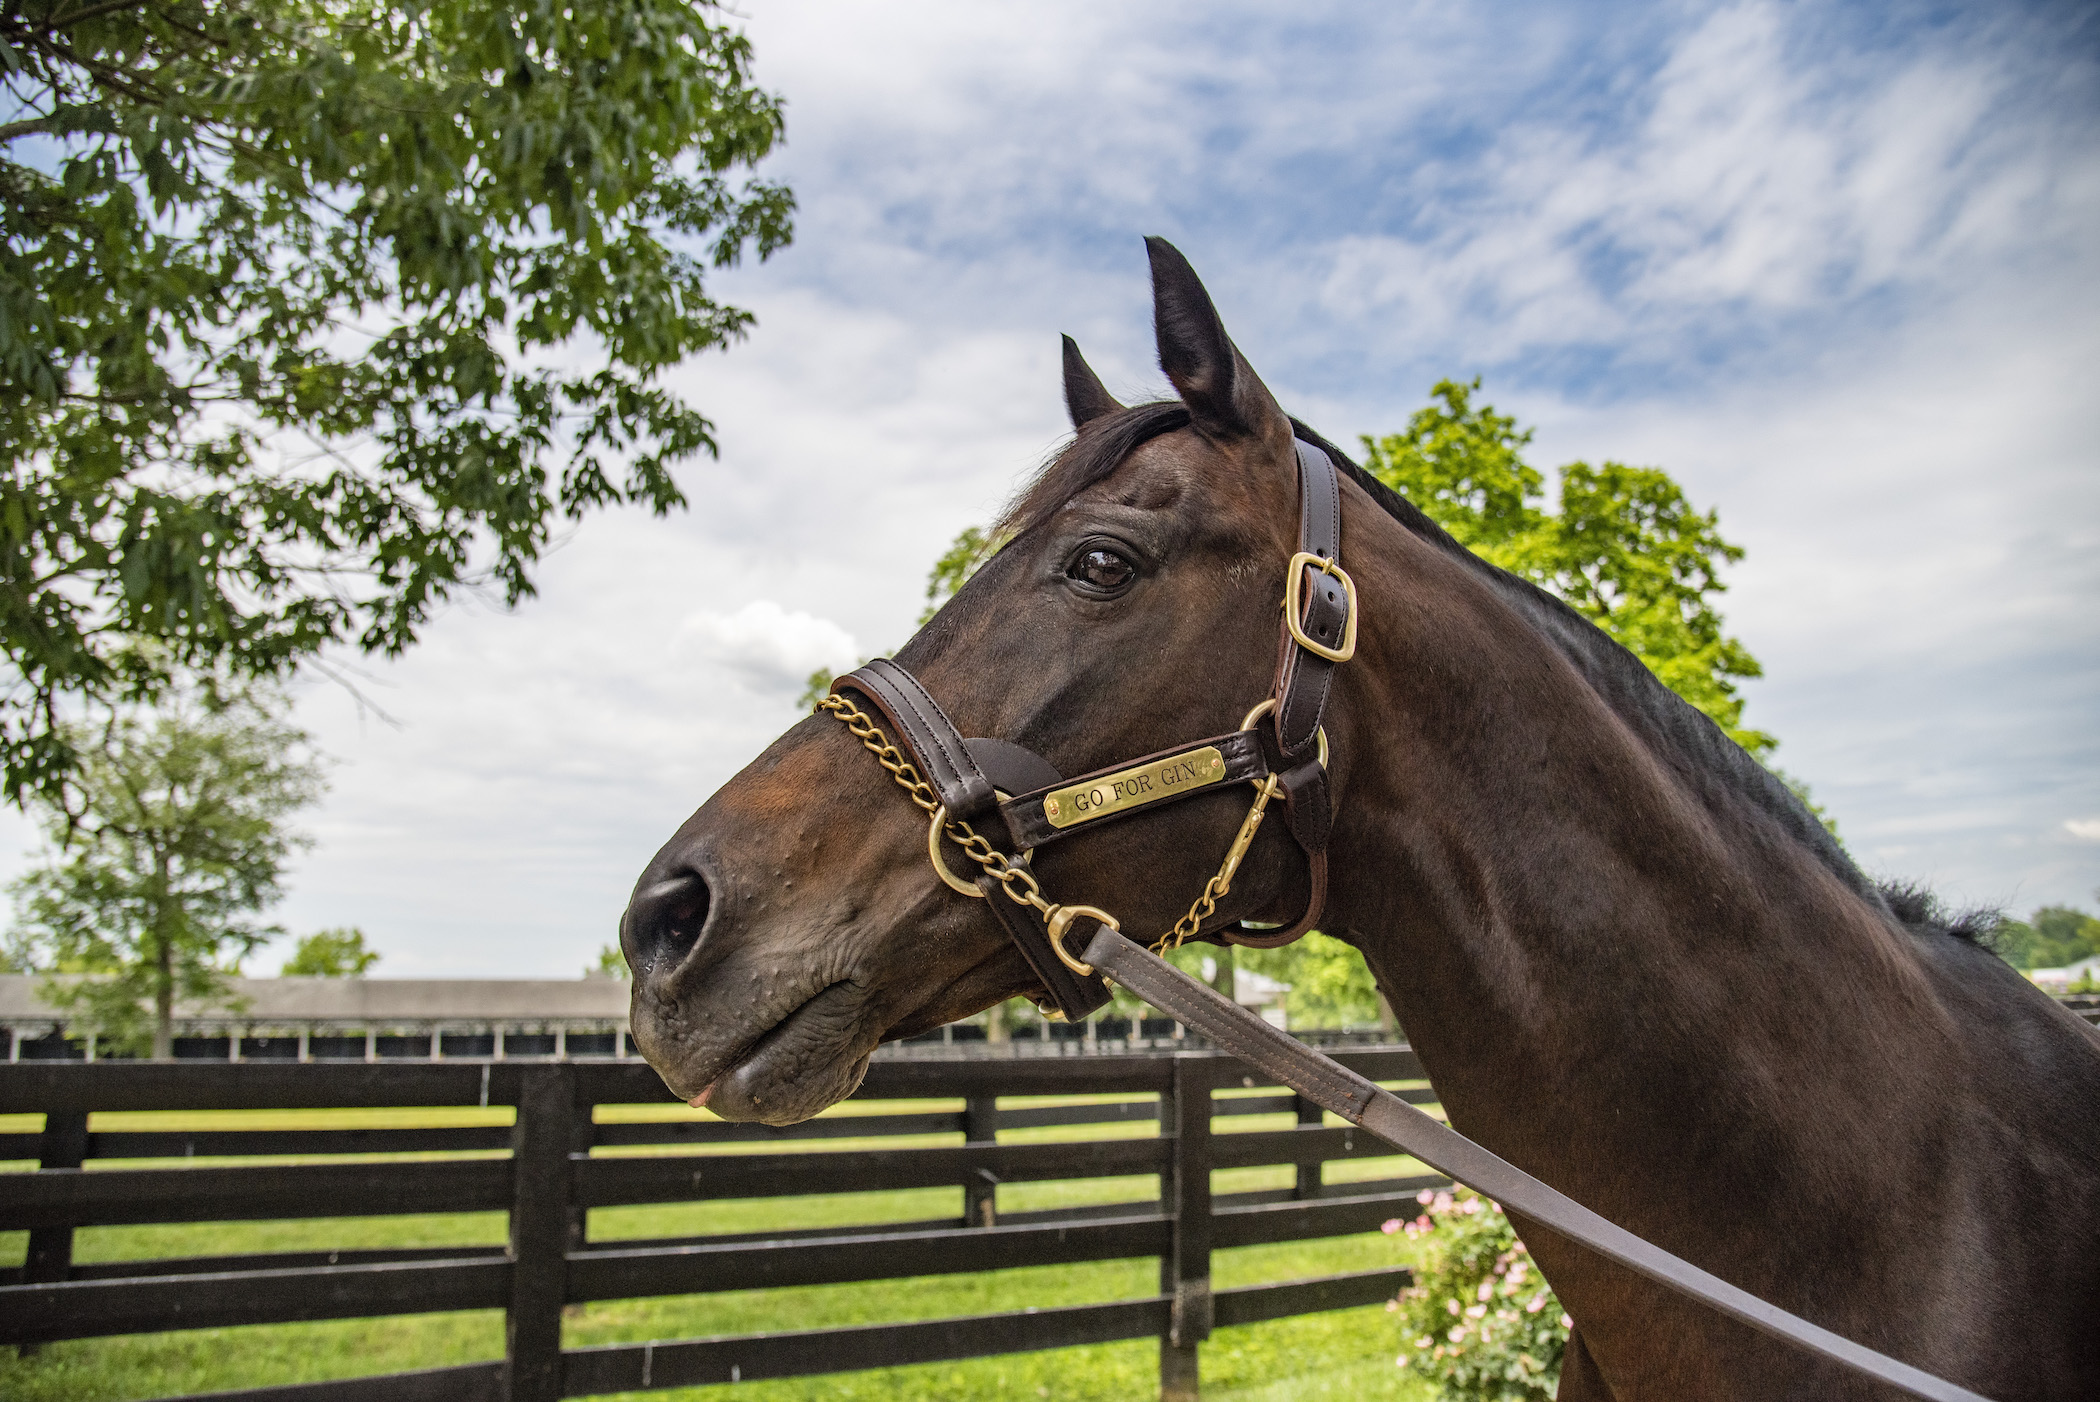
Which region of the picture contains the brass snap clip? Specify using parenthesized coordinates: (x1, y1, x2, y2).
(1044, 904, 1119, 976)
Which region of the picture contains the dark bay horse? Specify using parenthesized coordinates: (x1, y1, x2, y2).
(620, 239, 2100, 1401)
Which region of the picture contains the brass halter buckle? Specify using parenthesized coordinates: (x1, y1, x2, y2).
(1284, 550, 1358, 662)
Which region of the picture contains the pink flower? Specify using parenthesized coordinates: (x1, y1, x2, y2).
(1476, 1281, 1494, 1303)
(1447, 1299, 1461, 1316)
(1416, 1188, 1436, 1206)
(1431, 1191, 1454, 1214)
(1465, 1303, 1487, 1319)
(1527, 1293, 1547, 1314)
(1381, 1218, 1402, 1235)
(1561, 1313, 1574, 1329)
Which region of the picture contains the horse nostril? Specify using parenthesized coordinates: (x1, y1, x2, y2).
(625, 870, 713, 974)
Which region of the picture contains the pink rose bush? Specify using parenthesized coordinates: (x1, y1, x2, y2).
(1384, 1187, 1568, 1401)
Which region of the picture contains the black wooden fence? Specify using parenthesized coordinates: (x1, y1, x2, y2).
(0, 1050, 1445, 1400)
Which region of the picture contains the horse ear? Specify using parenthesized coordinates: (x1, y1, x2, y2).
(1061, 335, 1124, 428)
(1145, 236, 1290, 446)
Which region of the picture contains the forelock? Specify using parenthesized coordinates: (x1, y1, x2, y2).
(997, 402, 1191, 541)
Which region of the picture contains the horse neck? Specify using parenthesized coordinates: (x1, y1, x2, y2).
(1324, 525, 1936, 1184)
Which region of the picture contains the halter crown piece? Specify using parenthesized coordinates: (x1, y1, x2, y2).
(818, 437, 1354, 1021)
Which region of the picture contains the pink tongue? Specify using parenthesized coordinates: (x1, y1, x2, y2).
(689, 1081, 718, 1109)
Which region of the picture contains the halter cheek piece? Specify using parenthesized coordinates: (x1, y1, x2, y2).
(818, 438, 1354, 1022)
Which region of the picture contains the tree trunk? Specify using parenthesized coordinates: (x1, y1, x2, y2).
(151, 850, 174, 1061)
(153, 936, 174, 1061)
(1209, 946, 1236, 1003)
(986, 999, 1009, 1043)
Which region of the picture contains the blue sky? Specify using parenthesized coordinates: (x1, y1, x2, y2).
(9, 0, 2093, 975)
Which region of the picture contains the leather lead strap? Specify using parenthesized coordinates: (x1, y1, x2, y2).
(1081, 927, 1993, 1402)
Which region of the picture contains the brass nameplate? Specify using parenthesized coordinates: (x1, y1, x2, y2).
(1041, 746, 1227, 829)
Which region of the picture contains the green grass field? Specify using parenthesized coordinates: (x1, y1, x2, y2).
(0, 1091, 1443, 1401)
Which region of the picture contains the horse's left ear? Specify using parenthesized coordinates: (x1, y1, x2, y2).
(1062, 335, 1124, 428)
(1145, 236, 1291, 449)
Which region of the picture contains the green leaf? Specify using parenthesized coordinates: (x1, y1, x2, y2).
(1363, 379, 1779, 763)
(0, 0, 793, 807)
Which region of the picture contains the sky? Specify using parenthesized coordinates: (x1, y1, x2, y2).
(10, 0, 2096, 976)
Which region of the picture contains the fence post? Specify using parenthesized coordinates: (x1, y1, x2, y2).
(506, 1062, 577, 1402)
(1159, 1056, 1213, 1401)
(18, 1108, 88, 1359)
(963, 1094, 999, 1227)
(1292, 1092, 1323, 1199)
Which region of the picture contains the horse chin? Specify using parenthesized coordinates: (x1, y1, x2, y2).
(705, 1041, 874, 1127)
(643, 977, 881, 1127)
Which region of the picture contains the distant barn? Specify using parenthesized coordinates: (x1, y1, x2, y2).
(0, 974, 633, 1063)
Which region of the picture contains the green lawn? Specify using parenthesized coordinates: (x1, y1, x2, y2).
(0, 1090, 1443, 1401)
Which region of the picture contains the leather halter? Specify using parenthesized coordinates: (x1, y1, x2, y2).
(814, 432, 1991, 1402)
(827, 436, 1355, 1020)
(815, 434, 1991, 1402)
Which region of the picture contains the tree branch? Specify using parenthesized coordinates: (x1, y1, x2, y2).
(45, 0, 156, 31)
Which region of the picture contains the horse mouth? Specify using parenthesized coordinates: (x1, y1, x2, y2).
(687, 978, 877, 1126)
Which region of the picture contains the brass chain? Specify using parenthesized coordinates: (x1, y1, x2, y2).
(818, 696, 1051, 916)
(1156, 774, 1278, 953)
(818, 692, 1271, 958)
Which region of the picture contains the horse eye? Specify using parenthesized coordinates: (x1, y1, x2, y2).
(1070, 547, 1137, 593)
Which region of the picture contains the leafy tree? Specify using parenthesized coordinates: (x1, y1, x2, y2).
(281, 926, 378, 977)
(1991, 904, 2100, 971)
(588, 941, 629, 979)
(1361, 379, 1774, 759)
(1362, 381, 1859, 848)
(1239, 932, 1390, 1028)
(6, 685, 324, 1055)
(918, 526, 1004, 625)
(1, 0, 793, 808)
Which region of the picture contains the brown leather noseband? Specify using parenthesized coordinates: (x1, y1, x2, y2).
(819, 436, 1356, 1021)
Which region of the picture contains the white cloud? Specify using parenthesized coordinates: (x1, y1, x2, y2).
(2068, 821, 2100, 843)
(1311, 0, 2097, 363)
(684, 601, 859, 693)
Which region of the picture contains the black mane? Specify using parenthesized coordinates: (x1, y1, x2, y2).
(1005, 403, 1977, 944)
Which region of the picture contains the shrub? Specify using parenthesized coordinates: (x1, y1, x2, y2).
(1387, 1188, 1569, 1401)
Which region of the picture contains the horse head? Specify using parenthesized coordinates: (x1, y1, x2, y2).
(620, 240, 1370, 1123)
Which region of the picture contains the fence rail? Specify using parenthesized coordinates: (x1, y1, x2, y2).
(0, 1051, 1443, 1400)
